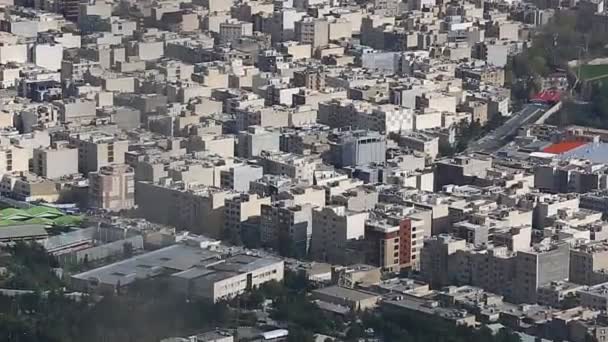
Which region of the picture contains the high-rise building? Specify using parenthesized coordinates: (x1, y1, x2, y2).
(70, 133, 129, 173)
(328, 130, 386, 168)
(260, 201, 313, 257)
(295, 17, 329, 50)
(88, 164, 135, 211)
(0, 145, 29, 176)
(237, 126, 281, 158)
(420, 234, 469, 288)
(224, 193, 271, 241)
(219, 19, 253, 45)
(135, 181, 232, 238)
(310, 205, 367, 264)
(33, 142, 78, 179)
(570, 241, 608, 285)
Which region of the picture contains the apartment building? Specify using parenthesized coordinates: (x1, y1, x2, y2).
(220, 164, 264, 192)
(135, 181, 233, 238)
(328, 130, 387, 168)
(570, 241, 608, 285)
(0, 145, 29, 176)
(260, 201, 313, 256)
(295, 17, 329, 50)
(237, 126, 281, 158)
(70, 134, 129, 173)
(88, 164, 135, 212)
(310, 205, 367, 264)
(33, 142, 78, 179)
(219, 20, 253, 45)
(223, 193, 271, 240)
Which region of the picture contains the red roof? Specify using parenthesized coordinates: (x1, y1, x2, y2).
(542, 141, 587, 154)
(532, 89, 561, 103)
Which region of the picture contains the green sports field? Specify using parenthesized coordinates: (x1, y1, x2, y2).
(575, 64, 608, 81)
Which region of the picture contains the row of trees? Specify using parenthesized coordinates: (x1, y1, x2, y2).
(238, 271, 525, 342)
(0, 243, 530, 342)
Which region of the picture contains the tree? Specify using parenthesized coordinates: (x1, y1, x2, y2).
(345, 322, 365, 341)
(2, 242, 62, 291)
(288, 326, 315, 342)
(495, 328, 522, 342)
(122, 242, 134, 258)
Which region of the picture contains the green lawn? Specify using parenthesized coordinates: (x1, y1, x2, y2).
(576, 64, 608, 80)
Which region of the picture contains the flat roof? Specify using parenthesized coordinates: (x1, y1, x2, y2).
(72, 244, 221, 286)
(172, 254, 283, 282)
(543, 141, 587, 154)
(558, 142, 608, 163)
(0, 224, 47, 240)
(312, 285, 379, 302)
(212, 254, 282, 273)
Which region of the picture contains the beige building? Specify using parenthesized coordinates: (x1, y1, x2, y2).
(279, 41, 311, 60)
(397, 133, 439, 160)
(279, 185, 326, 208)
(71, 134, 129, 173)
(260, 152, 320, 184)
(462, 100, 489, 125)
(328, 18, 353, 40)
(311, 205, 367, 264)
(198, 134, 235, 158)
(0, 172, 59, 202)
(88, 164, 135, 212)
(224, 193, 271, 240)
(219, 19, 253, 45)
(579, 283, 608, 311)
(295, 17, 329, 50)
(171, 254, 284, 303)
(312, 285, 380, 311)
(570, 241, 608, 285)
(293, 68, 326, 91)
(33, 142, 78, 179)
(331, 264, 382, 288)
(261, 202, 313, 256)
(135, 181, 231, 238)
(0, 145, 29, 176)
(420, 234, 470, 288)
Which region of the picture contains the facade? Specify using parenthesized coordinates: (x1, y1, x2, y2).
(237, 125, 281, 158)
(33, 142, 79, 179)
(310, 205, 367, 264)
(220, 164, 264, 192)
(363, 218, 411, 272)
(88, 164, 135, 211)
(329, 130, 386, 168)
(420, 234, 469, 288)
(260, 202, 313, 256)
(0, 145, 29, 176)
(311, 285, 380, 311)
(434, 156, 492, 190)
(223, 193, 271, 240)
(219, 20, 253, 44)
(570, 241, 608, 285)
(170, 254, 284, 303)
(71, 135, 129, 173)
(135, 181, 232, 238)
(295, 17, 329, 50)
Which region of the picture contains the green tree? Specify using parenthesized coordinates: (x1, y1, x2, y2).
(495, 328, 522, 342)
(122, 242, 134, 258)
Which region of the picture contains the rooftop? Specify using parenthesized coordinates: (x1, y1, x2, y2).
(72, 244, 221, 286)
(312, 285, 380, 302)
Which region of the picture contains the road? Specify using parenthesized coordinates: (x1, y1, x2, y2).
(466, 103, 548, 153)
